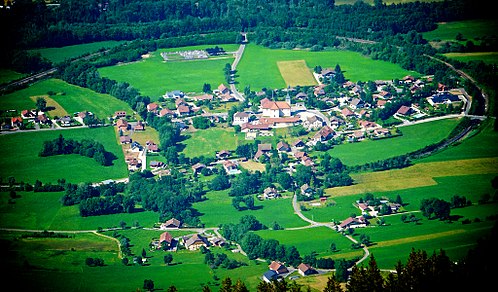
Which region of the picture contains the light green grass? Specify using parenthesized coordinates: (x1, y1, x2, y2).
(236, 44, 418, 91)
(325, 118, 460, 166)
(181, 127, 245, 158)
(98, 44, 238, 100)
(193, 190, 307, 229)
(422, 19, 498, 43)
(31, 41, 126, 64)
(444, 52, 498, 65)
(0, 127, 128, 184)
(0, 78, 132, 118)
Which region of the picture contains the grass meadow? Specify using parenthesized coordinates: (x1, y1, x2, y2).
(180, 126, 246, 158)
(443, 52, 498, 65)
(0, 127, 128, 184)
(0, 69, 25, 85)
(98, 44, 238, 100)
(0, 78, 132, 118)
(325, 118, 460, 166)
(31, 40, 126, 64)
(277, 60, 318, 87)
(422, 19, 498, 44)
(235, 44, 418, 91)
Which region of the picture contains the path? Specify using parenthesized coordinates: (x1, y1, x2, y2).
(229, 33, 247, 102)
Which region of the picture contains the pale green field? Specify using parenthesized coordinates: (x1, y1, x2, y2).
(0, 78, 132, 118)
(31, 41, 126, 64)
(326, 118, 460, 166)
(181, 127, 246, 158)
(236, 44, 418, 91)
(277, 60, 318, 87)
(98, 44, 238, 100)
(444, 52, 498, 65)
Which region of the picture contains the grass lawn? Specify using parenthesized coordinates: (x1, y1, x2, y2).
(181, 126, 245, 158)
(98, 45, 237, 100)
(193, 190, 307, 229)
(0, 127, 128, 184)
(255, 226, 356, 258)
(0, 78, 133, 119)
(325, 118, 460, 166)
(31, 40, 126, 64)
(235, 44, 418, 91)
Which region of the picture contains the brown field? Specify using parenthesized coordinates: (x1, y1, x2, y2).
(240, 160, 266, 172)
(326, 157, 498, 196)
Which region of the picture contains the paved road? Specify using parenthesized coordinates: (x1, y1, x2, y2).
(229, 36, 247, 102)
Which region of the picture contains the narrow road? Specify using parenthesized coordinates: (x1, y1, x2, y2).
(229, 34, 247, 102)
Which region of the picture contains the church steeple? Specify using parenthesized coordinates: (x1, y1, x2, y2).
(285, 85, 291, 105)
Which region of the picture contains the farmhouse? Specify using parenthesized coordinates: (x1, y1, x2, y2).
(159, 231, 173, 249)
(313, 126, 335, 142)
(159, 108, 175, 118)
(222, 160, 240, 175)
(147, 102, 159, 112)
(183, 234, 209, 250)
(338, 216, 369, 230)
(300, 183, 314, 197)
(263, 270, 279, 283)
(297, 263, 317, 276)
(116, 118, 128, 130)
(161, 218, 182, 229)
(192, 163, 206, 174)
(233, 112, 249, 125)
(262, 187, 279, 199)
(276, 141, 291, 152)
(269, 261, 288, 274)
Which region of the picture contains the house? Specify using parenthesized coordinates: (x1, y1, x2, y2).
(147, 102, 159, 112)
(209, 237, 226, 247)
(313, 126, 335, 142)
(161, 218, 182, 229)
(114, 111, 127, 118)
(11, 116, 23, 128)
(396, 105, 413, 116)
(261, 99, 291, 118)
(116, 118, 128, 130)
(218, 83, 231, 95)
(341, 107, 356, 119)
(192, 163, 206, 174)
(297, 263, 317, 276)
(134, 120, 145, 131)
(300, 184, 314, 197)
(216, 150, 231, 159)
(350, 98, 365, 109)
(222, 160, 240, 175)
(338, 216, 369, 230)
(428, 92, 461, 106)
(269, 261, 288, 274)
(303, 115, 323, 130)
(263, 187, 279, 199)
(150, 161, 164, 168)
(21, 109, 37, 120)
(159, 108, 175, 118)
(177, 104, 191, 116)
(276, 141, 291, 152)
(164, 90, 185, 99)
(359, 120, 379, 130)
(159, 231, 173, 249)
(292, 140, 305, 149)
(263, 270, 279, 283)
(183, 234, 209, 250)
(120, 135, 132, 144)
(233, 112, 249, 125)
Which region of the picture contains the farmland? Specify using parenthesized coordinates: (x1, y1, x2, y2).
(2, 3, 498, 289)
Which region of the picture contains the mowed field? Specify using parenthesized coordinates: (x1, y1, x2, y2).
(236, 44, 418, 91)
(443, 52, 498, 65)
(98, 44, 238, 100)
(277, 60, 317, 87)
(31, 40, 126, 64)
(0, 78, 132, 118)
(0, 127, 128, 184)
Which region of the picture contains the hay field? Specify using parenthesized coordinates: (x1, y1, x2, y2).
(30, 95, 68, 117)
(326, 157, 498, 196)
(277, 60, 317, 86)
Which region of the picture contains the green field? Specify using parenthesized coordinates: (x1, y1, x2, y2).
(443, 52, 498, 65)
(0, 127, 128, 184)
(277, 60, 318, 87)
(235, 44, 418, 91)
(0, 78, 132, 118)
(98, 44, 238, 100)
(422, 19, 498, 44)
(181, 127, 246, 158)
(325, 118, 460, 166)
(0, 69, 25, 85)
(31, 41, 126, 64)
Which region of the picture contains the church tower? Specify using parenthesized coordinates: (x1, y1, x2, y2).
(285, 85, 291, 105)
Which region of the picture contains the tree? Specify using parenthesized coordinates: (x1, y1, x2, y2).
(143, 279, 154, 291)
(36, 96, 47, 113)
(219, 277, 232, 292)
(122, 257, 129, 266)
(233, 279, 249, 292)
(323, 275, 343, 292)
(203, 83, 211, 93)
(164, 254, 173, 265)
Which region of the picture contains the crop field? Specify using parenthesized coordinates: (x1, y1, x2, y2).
(325, 118, 460, 166)
(29, 94, 68, 117)
(326, 157, 498, 197)
(98, 45, 237, 100)
(0, 79, 133, 118)
(444, 52, 498, 65)
(0, 127, 128, 184)
(277, 60, 318, 87)
(235, 44, 418, 91)
(31, 40, 126, 64)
